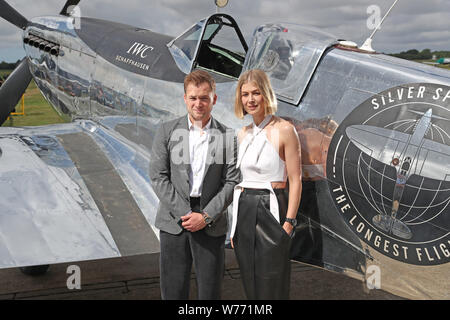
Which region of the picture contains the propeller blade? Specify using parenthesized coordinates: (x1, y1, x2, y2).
(60, 0, 81, 16)
(0, 58, 32, 125)
(0, 0, 29, 29)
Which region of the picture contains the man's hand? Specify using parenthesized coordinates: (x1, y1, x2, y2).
(181, 212, 207, 232)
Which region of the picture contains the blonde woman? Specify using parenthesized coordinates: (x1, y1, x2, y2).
(231, 69, 302, 299)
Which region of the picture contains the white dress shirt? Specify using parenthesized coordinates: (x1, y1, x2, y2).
(188, 116, 211, 197)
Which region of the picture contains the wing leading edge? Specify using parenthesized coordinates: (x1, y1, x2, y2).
(346, 124, 450, 182)
(0, 134, 120, 268)
(0, 120, 160, 269)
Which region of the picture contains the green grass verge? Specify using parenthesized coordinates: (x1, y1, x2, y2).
(417, 60, 450, 70)
(1, 69, 68, 127)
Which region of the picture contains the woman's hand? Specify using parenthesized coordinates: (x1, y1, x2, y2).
(230, 237, 234, 248)
(280, 121, 302, 239)
(282, 222, 294, 236)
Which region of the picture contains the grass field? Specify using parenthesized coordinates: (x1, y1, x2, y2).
(1, 69, 68, 127)
(417, 60, 450, 70)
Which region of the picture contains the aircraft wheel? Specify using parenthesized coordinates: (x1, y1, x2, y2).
(19, 265, 50, 276)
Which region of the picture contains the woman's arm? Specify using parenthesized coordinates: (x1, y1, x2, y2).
(281, 124, 302, 235)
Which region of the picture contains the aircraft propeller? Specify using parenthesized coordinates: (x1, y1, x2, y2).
(0, 0, 29, 30)
(0, 0, 32, 125)
(0, 58, 32, 124)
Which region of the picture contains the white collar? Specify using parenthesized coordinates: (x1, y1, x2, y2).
(237, 115, 273, 168)
(252, 115, 272, 135)
(188, 116, 212, 131)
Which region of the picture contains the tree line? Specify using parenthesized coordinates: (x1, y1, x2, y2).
(0, 60, 21, 70)
(388, 49, 450, 61)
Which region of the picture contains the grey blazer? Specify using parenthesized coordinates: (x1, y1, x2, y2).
(149, 115, 240, 236)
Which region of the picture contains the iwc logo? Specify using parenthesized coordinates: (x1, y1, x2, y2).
(327, 83, 450, 266)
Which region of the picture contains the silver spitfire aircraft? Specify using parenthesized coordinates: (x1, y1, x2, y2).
(0, 0, 448, 299)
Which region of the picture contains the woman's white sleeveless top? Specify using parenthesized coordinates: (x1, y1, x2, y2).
(230, 115, 287, 238)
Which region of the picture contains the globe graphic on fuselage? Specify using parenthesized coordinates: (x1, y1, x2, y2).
(327, 83, 450, 265)
(356, 150, 450, 241)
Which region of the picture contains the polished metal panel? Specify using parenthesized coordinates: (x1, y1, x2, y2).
(0, 118, 167, 268)
(79, 120, 160, 237)
(57, 39, 93, 119)
(58, 128, 160, 255)
(0, 126, 120, 268)
(24, 16, 97, 121)
(91, 53, 143, 134)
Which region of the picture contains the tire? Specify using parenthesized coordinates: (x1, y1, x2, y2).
(20, 265, 50, 276)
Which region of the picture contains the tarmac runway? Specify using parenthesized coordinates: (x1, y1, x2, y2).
(0, 249, 404, 300)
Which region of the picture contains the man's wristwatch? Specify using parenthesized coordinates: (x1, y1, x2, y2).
(285, 218, 297, 227)
(202, 212, 213, 227)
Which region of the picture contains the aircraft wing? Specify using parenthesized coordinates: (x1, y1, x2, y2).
(0, 120, 160, 269)
(346, 125, 450, 181)
(419, 138, 450, 181)
(345, 124, 410, 166)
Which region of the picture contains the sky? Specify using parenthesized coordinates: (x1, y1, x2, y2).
(1, 0, 449, 62)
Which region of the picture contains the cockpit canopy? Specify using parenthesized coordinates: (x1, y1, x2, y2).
(244, 23, 337, 105)
(168, 14, 248, 79)
(168, 15, 338, 105)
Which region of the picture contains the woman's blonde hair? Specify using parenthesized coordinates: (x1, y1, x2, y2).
(234, 69, 277, 119)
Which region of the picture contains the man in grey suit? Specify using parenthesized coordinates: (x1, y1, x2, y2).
(149, 70, 239, 300)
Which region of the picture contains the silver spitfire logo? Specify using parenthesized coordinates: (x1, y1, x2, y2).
(327, 83, 450, 266)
